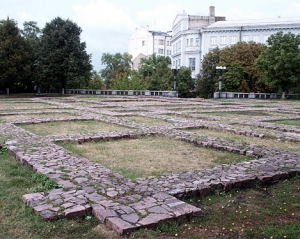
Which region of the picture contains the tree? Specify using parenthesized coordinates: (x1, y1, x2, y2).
(100, 52, 132, 89)
(21, 21, 41, 92)
(37, 17, 92, 94)
(87, 71, 105, 90)
(0, 18, 33, 94)
(219, 41, 266, 92)
(112, 70, 147, 90)
(138, 54, 173, 90)
(196, 48, 220, 98)
(177, 66, 195, 98)
(256, 31, 300, 99)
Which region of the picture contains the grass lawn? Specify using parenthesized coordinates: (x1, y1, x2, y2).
(17, 120, 129, 136)
(0, 101, 51, 108)
(59, 136, 251, 181)
(120, 115, 170, 125)
(272, 119, 300, 127)
(0, 148, 111, 239)
(200, 110, 294, 119)
(0, 113, 75, 122)
(186, 128, 300, 153)
(1, 147, 300, 239)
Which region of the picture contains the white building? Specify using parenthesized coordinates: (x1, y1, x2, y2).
(201, 17, 300, 58)
(128, 26, 172, 70)
(171, 6, 225, 78)
(171, 6, 300, 78)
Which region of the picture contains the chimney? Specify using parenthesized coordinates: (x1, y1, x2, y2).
(209, 6, 215, 17)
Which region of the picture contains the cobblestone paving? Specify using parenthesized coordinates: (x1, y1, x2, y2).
(1, 96, 300, 235)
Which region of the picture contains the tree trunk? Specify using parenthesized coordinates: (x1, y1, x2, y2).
(62, 88, 65, 95)
(6, 88, 9, 95)
(282, 91, 286, 99)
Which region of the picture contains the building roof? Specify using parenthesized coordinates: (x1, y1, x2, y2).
(149, 30, 171, 37)
(205, 17, 300, 29)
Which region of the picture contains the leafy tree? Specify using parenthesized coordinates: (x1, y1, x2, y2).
(21, 21, 41, 46)
(0, 18, 33, 94)
(112, 71, 148, 90)
(177, 66, 195, 98)
(196, 48, 220, 98)
(100, 52, 132, 89)
(87, 71, 105, 89)
(138, 54, 173, 90)
(256, 31, 300, 99)
(220, 41, 266, 92)
(21, 21, 41, 92)
(37, 17, 92, 94)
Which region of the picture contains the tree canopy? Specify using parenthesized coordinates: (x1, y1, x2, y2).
(0, 18, 33, 94)
(176, 66, 195, 98)
(219, 41, 266, 92)
(138, 54, 173, 90)
(256, 31, 300, 98)
(196, 47, 220, 98)
(37, 17, 92, 93)
(100, 52, 132, 89)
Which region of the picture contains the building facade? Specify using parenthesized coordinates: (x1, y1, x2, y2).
(171, 7, 300, 78)
(128, 26, 172, 70)
(201, 17, 300, 58)
(171, 6, 225, 78)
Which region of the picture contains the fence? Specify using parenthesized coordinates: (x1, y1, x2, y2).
(65, 89, 178, 97)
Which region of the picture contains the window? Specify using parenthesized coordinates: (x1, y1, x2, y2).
(173, 61, 175, 67)
(210, 36, 217, 45)
(189, 58, 196, 71)
(196, 38, 200, 46)
(158, 39, 164, 45)
(158, 48, 164, 54)
(230, 35, 237, 44)
(187, 38, 189, 46)
(142, 40, 145, 46)
(155, 39, 157, 45)
(167, 41, 170, 46)
(178, 59, 181, 67)
(167, 50, 171, 55)
(253, 35, 259, 42)
(242, 35, 249, 42)
(173, 44, 176, 54)
(221, 36, 227, 45)
(178, 40, 181, 51)
(190, 38, 194, 46)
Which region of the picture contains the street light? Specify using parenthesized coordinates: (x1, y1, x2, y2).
(216, 66, 226, 92)
(172, 67, 179, 91)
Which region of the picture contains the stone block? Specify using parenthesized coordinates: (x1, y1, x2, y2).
(64, 205, 86, 219)
(92, 208, 117, 223)
(107, 217, 137, 235)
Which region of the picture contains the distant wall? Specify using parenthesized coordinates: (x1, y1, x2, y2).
(66, 89, 178, 98)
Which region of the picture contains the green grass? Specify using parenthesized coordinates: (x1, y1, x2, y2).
(272, 119, 300, 127)
(59, 137, 251, 181)
(17, 120, 128, 136)
(0, 149, 109, 239)
(132, 175, 300, 238)
(201, 110, 290, 118)
(2, 140, 300, 238)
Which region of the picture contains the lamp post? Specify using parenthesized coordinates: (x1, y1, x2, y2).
(172, 67, 179, 91)
(216, 66, 226, 92)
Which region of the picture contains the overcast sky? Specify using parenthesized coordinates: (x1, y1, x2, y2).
(1, 0, 300, 71)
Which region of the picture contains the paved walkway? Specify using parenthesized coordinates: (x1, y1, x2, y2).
(1, 97, 300, 235)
